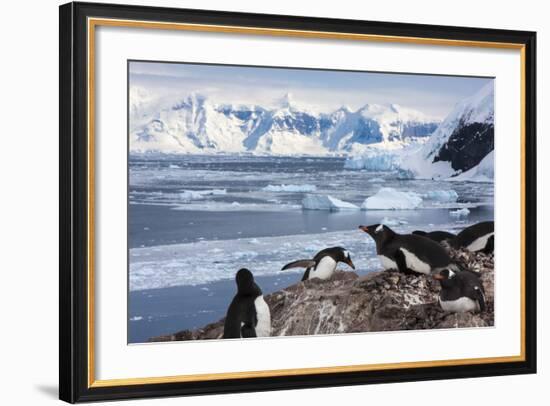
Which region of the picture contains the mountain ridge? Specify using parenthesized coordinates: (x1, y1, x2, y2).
(130, 89, 441, 155)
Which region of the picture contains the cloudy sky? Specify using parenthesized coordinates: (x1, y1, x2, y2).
(129, 60, 493, 119)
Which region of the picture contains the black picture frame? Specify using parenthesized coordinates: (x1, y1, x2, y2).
(59, 1, 537, 403)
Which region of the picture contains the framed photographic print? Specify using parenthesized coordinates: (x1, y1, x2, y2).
(59, 1, 537, 403)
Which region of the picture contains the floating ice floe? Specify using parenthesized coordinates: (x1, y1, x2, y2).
(302, 194, 359, 211)
(422, 189, 459, 203)
(262, 184, 317, 192)
(179, 189, 227, 201)
(130, 316, 143, 321)
(449, 208, 470, 218)
(380, 217, 409, 226)
(361, 187, 423, 210)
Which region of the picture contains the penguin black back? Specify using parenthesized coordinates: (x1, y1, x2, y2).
(434, 269, 486, 313)
(223, 269, 266, 339)
(452, 221, 494, 253)
(359, 224, 453, 274)
(281, 246, 355, 281)
(412, 230, 456, 243)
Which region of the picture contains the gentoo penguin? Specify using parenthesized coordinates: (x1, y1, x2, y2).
(451, 221, 494, 253)
(433, 269, 486, 313)
(359, 224, 457, 275)
(281, 246, 355, 281)
(412, 230, 456, 243)
(223, 268, 271, 339)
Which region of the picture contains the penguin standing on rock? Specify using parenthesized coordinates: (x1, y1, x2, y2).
(281, 247, 355, 281)
(412, 230, 456, 243)
(223, 268, 271, 339)
(359, 224, 458, 275)
(451, 221, 494, 253)
(433, 269, 486, 313)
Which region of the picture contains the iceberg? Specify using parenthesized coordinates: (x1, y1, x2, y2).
(380, 217, 408, 226)
(422, 190, 459, 202)
(361, 187, 423, 210)
(449, 208, 470, 218)
(262, 184, 317, 192)
(302, 194, 359, 211)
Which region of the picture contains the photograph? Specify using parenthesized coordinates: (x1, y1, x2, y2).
(127, 61, 495, 344)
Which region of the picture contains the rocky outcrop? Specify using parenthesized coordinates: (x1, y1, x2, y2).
(149, 248, 494, 342)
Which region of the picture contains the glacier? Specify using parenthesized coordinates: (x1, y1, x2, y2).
(343, 82, 495, 182)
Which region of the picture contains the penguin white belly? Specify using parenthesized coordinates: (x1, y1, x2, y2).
(254, 296, 271, 337)
(378, 255, 398, 270)
(309, 256, 337, 280)
(467, 232, 494, 252)
(400, 248, 431, 274)
(439, 297, 479, 313)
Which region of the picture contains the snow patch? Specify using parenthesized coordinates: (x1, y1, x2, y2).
(450, 150, 494, 183)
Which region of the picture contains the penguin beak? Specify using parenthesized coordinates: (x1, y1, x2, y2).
(358, 225, 369, 233)
(432, 273, 444, 281)
(346, 259, 356, 270)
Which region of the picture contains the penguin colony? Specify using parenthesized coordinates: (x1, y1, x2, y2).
(223, 221, 494, 338)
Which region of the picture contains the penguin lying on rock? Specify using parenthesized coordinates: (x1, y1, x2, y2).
(412, 230, 456, 243)
(433, 269, 486, 313)
(281, 246, 355, 281)
(223, 268, 271, 339)
(451, 221, 494, 253)
(359, 224, 459, 276)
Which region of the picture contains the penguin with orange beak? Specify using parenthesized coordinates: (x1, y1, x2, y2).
(358, 224, 458, 275)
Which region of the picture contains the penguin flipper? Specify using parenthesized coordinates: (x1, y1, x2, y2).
(394, 249, 413, 275)
(281, 259, 316, 270)
(301, 268, 311, 281)
(241, 323, 257, 338)
(474, 286, 486, 313)
(463, 279, 486, 313)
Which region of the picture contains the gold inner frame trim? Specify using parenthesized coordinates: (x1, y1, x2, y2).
(87, 17, 527, 388)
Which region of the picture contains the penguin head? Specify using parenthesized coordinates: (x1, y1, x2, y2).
(358, 224, 395, 245)
(433, 269, 457, 287)
(235, 268, 262, 296)
(332, 247, 355, 270)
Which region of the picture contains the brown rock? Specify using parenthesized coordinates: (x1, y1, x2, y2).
(149, 247, 494, 342)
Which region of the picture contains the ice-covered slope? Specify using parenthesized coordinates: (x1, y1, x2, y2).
(398, 82, 494, 179)
(129, 90, 440, 155)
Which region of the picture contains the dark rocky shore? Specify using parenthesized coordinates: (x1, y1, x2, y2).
(149, 246, 494, 342)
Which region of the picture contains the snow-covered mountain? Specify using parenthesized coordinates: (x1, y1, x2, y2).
(129, 90, 440, 155)
(398, 82, 494, 179)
